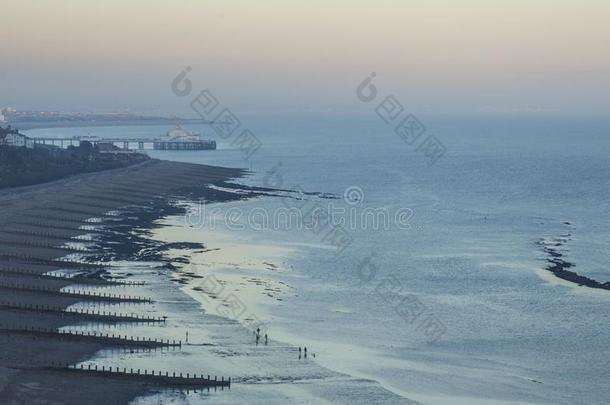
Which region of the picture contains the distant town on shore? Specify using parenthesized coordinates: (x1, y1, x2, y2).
(0, 106, 207, 129)
(0, 125, 149, 189)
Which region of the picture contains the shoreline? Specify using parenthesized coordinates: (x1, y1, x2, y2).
(147, 210, 424, 405)
(0, 159, 248, 403)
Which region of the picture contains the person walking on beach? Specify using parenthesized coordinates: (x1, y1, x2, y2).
(186, 331, 189, 343)
(304, 346, 307, 358)
(298, 346, 302, 359)
(264, 333, 268, 345)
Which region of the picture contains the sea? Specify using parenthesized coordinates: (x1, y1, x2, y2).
(24, 114, 610, 405)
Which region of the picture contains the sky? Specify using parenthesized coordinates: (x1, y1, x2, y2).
(1, 0, 609, 116)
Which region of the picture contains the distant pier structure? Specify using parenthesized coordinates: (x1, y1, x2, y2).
(31, 126, 216, 151)
(152, 139, 215, 150)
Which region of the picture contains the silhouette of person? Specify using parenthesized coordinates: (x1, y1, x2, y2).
(264, 334, 268, 345)
(304, 347, 307, 358)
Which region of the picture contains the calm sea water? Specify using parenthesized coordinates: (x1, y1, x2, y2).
(26, 115, 610, 404)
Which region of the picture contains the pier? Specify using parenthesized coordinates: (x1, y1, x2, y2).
(31, 136, 216, 151)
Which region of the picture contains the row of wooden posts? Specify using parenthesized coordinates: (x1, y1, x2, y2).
(0, 325, 181, 347)
(0, 267, 146, 288)
(0, 266, 146, 286)
(12, 221, 103, 233)
(0, 229, 98, 241)
(0, 282, 152, 302)
(0, 239, 93, 252)
(0, 301, 164, 322)
(15, 217, 104, 227)
(65, 363, 230, 385)
(42, 272, 146, 286)
(43, 206, 119, 217)
(0, 253, 107, 269)
(25, 214, 106, 224)
(0, 356, 228, 387)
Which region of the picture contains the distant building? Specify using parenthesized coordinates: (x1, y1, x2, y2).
(2, 132, 28, 148)
(0, 126, 34, 149)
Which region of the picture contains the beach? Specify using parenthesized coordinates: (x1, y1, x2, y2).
(0, 159, 246, 404)
(0, 127, 416, 404)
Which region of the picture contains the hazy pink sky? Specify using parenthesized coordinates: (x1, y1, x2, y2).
(1, 0, 609, 115)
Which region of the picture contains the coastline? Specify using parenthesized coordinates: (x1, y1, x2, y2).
(10, 118, 210, 131)
(0, 158, 247, 403)
(2, 122, 414, 404)
(0, 155, 416, 404)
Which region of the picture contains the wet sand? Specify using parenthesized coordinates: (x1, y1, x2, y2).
(0, 159, 245, 404)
